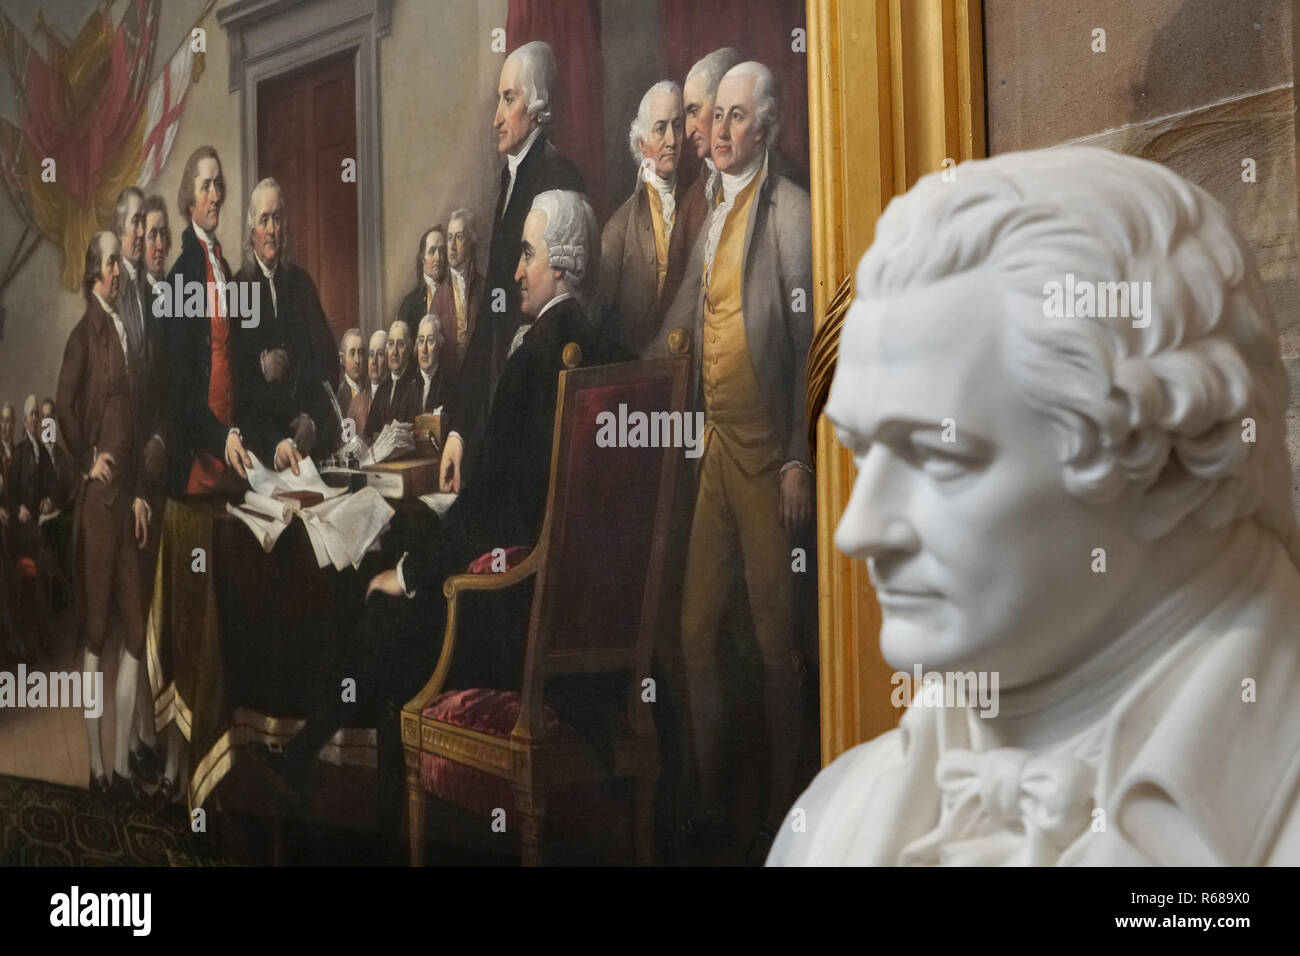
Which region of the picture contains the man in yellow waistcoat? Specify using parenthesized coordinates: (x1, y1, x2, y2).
(600, 80, 687, 354)
(660, 60, 814, 859)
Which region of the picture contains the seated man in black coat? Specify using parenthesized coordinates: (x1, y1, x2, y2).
(271, 191, 623, 843)
(232, 178, 338, 471)
(364, 318, 422, 440)
(439, 41, 586, 494)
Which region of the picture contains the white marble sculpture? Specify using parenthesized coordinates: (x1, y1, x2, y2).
(769, 146, 1300, 866)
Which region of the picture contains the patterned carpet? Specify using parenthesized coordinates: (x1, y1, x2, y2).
(0, 775, 228, 866)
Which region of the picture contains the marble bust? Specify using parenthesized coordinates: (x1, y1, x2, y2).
(770, 146, 1300, 866)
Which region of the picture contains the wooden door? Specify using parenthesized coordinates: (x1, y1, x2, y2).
(256, 52, 358, 345)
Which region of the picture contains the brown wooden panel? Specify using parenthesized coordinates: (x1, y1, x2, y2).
(256, 53, 359, 344)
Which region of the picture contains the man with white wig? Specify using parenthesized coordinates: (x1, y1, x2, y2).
(600, 79, 689, 354)
(264, 190, 626, 854)
(444, 41, 586, 495)
(664, 47, 741, 308)
(660, 59, 813, 860)
(769, 146, 1300, 866)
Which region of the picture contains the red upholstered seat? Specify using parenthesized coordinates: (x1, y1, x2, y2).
(419, 689, 577, 816)
(18, 557, 37, 578)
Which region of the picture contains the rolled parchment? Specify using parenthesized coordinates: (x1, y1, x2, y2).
(244, 491, 295, 523)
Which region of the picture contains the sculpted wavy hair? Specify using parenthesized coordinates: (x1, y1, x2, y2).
(854, 145, 1297, 559)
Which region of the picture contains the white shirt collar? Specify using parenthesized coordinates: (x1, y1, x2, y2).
(370, 379, 381, 397)
(420, 366, 436, 387)
(719, 151, 766, 204)
(506, 126, 543, 175)
(423, 272, 438, 294)
(642, 165, 676, 193)
(345, 375, 361, 396)
(121, 258, 138, 282)
(192, 222, 215, 247)
(536, 291, 574, 320)
(255, 252, 277, 280)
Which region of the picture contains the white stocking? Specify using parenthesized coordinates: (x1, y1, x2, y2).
(84, 649, 106, 780)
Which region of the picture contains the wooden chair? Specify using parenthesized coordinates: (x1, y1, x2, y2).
(402, 334, 690, 866)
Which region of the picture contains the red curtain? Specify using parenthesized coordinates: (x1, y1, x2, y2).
(659, 0, 809, 188)
(506, 0, 607, 218)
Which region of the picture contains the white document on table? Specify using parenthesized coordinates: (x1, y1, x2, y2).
(244, 452, 344, 500)
(298, 486, 395, 571)
(225, 500, 293, 553)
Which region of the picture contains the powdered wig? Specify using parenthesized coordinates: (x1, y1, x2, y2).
(506, 41, 557, 125)
(531, 189, 599, 295)
(447, 208, 478, 249)
(113, 186, 144, 238)
(628, 80, 682, 164)
(854, 145, 1296, 555)
(686, 46, 741, 101)
(418, 313, 446, 354)
(244, 177, 289, 267)
(721, 61, 780, 148)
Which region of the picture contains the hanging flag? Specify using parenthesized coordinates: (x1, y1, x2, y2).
(137, 39, 193, 190)
(0, 0, 160, 290)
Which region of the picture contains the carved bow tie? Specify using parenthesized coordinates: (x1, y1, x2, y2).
(900, 747, 1098, 866)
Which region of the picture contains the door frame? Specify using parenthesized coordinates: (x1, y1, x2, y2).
(218, 0, 390, 336)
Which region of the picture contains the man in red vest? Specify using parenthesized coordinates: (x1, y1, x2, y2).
(162, 146, 255, 494)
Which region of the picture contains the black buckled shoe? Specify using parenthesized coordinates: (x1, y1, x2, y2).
(110, 772, 150, 812)
(128, 743, 163, 785)
(89, 772, 111, 805)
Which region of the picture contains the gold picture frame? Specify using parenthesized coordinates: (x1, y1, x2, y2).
(806, 0, 986, 763)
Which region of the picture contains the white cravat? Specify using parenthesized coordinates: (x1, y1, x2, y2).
(644, 166, 677, 244)
(256, 252, 278, 317)
(450, 266, 470, 352)
(703, 153, 764, 289)
(120, 257, 143, 317)
(192, 222, 228, 318)
(93, 291, 130, 371)
(420, 366, 437, 405)
(898, 722, 1104, 866)
(703, 157, 720, 205)
(422, 272, 438, 308)
(503, 126, 543, 213)
(345, 376, 361, 398)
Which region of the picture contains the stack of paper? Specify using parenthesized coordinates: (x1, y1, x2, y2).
(224, 453, 395, 567)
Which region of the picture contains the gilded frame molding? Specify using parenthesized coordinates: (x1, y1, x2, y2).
(805, 0, 986, 763)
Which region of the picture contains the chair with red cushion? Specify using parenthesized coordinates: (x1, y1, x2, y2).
(402, 333, 691, 866)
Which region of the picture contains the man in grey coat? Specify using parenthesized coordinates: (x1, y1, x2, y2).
(600, 80, 688, 355)
(658, 60, 814, 858)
